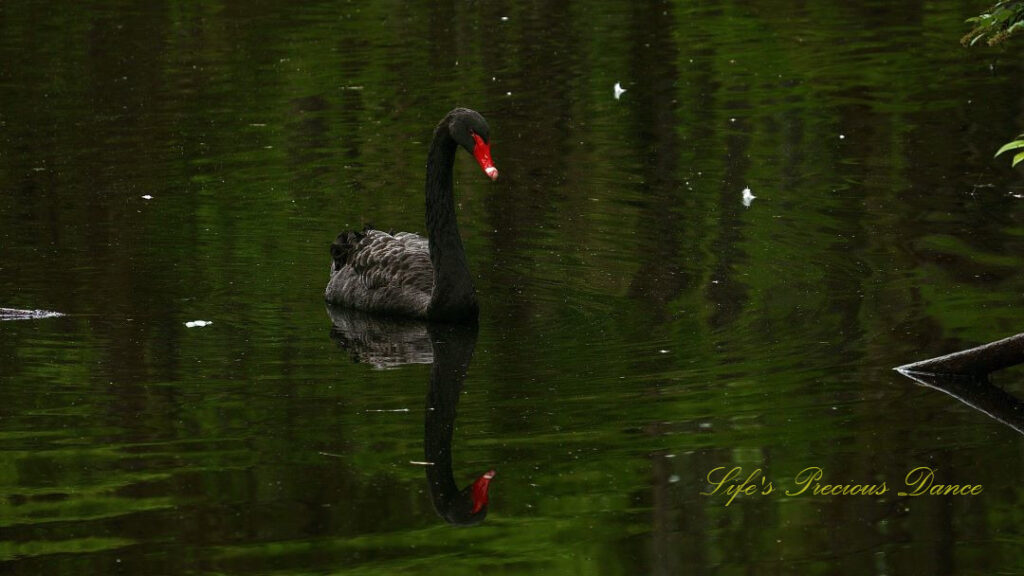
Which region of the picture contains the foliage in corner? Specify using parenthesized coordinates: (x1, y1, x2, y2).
(964, 3, 1024, 168)
(962, 1, 1024, 46)
(995, 136, 1024, 167)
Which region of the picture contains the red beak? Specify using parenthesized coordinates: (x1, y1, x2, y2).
(470, 469, 496, 514)
(471, 133, 499, 181)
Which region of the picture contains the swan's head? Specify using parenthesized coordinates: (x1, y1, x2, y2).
(448, 108, 499, 181)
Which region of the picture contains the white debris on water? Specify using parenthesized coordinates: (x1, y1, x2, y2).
(614, 82, 626, 100)
(141, 195, 153, 200)
(365, 408, 411, 413)
(185, 320, 212, 328)
(742, 187, 756, 207)
(0, 308, 64, 321)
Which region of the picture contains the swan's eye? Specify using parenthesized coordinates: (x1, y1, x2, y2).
(470, 132, 498, 181)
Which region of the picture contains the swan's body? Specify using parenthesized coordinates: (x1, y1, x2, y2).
(328, 229, 434, 318)
(325, 108, 498, 322)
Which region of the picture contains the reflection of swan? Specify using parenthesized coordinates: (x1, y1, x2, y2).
(325, 108, 498, 322)
(423, 323, 495, 525)
(327, 305, 495, 524)
(327, 306, 433, 369)
(898, 371, 1024, 435)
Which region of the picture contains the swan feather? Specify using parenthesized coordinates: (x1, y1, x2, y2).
(326, 228, 434, 317)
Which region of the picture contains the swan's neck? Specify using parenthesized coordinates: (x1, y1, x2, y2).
(425, 126, 478, 321)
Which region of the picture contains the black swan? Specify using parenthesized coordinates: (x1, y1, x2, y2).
(325, 108, 498, 322)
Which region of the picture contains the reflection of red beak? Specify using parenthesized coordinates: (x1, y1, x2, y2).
(471, 133, 499, 181)
(470, 469, 496, 514)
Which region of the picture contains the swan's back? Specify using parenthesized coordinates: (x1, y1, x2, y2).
(326, 228, 434, 318)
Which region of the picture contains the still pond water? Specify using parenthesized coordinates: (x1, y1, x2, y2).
(2, 1, 1024, 574)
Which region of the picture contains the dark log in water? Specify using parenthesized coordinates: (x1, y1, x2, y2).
(896, 332, 1024, 376)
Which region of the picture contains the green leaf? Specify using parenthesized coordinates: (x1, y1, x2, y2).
(995, 140, 1024, 157)
(1012, 151, 1024, 167)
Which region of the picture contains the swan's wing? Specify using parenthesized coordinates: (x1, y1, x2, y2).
(345, 230, 432, 290)
(327, 229, 434, 315)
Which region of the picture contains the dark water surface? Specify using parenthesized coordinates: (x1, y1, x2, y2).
(3, 1, 1024, 574)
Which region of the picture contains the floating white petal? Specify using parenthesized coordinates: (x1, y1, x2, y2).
(185, 320, 212, 328)
(742, 187, 756, 207)
(614, 82, 626, 100)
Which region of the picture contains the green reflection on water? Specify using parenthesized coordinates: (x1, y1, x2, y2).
(2, 0, 1024, 574)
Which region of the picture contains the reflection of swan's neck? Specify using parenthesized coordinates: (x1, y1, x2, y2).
(425, 370, 459, 502)
(424, 324, 490, 524)
(324, 307, 490, 523)
(425, 123, 476, 321)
